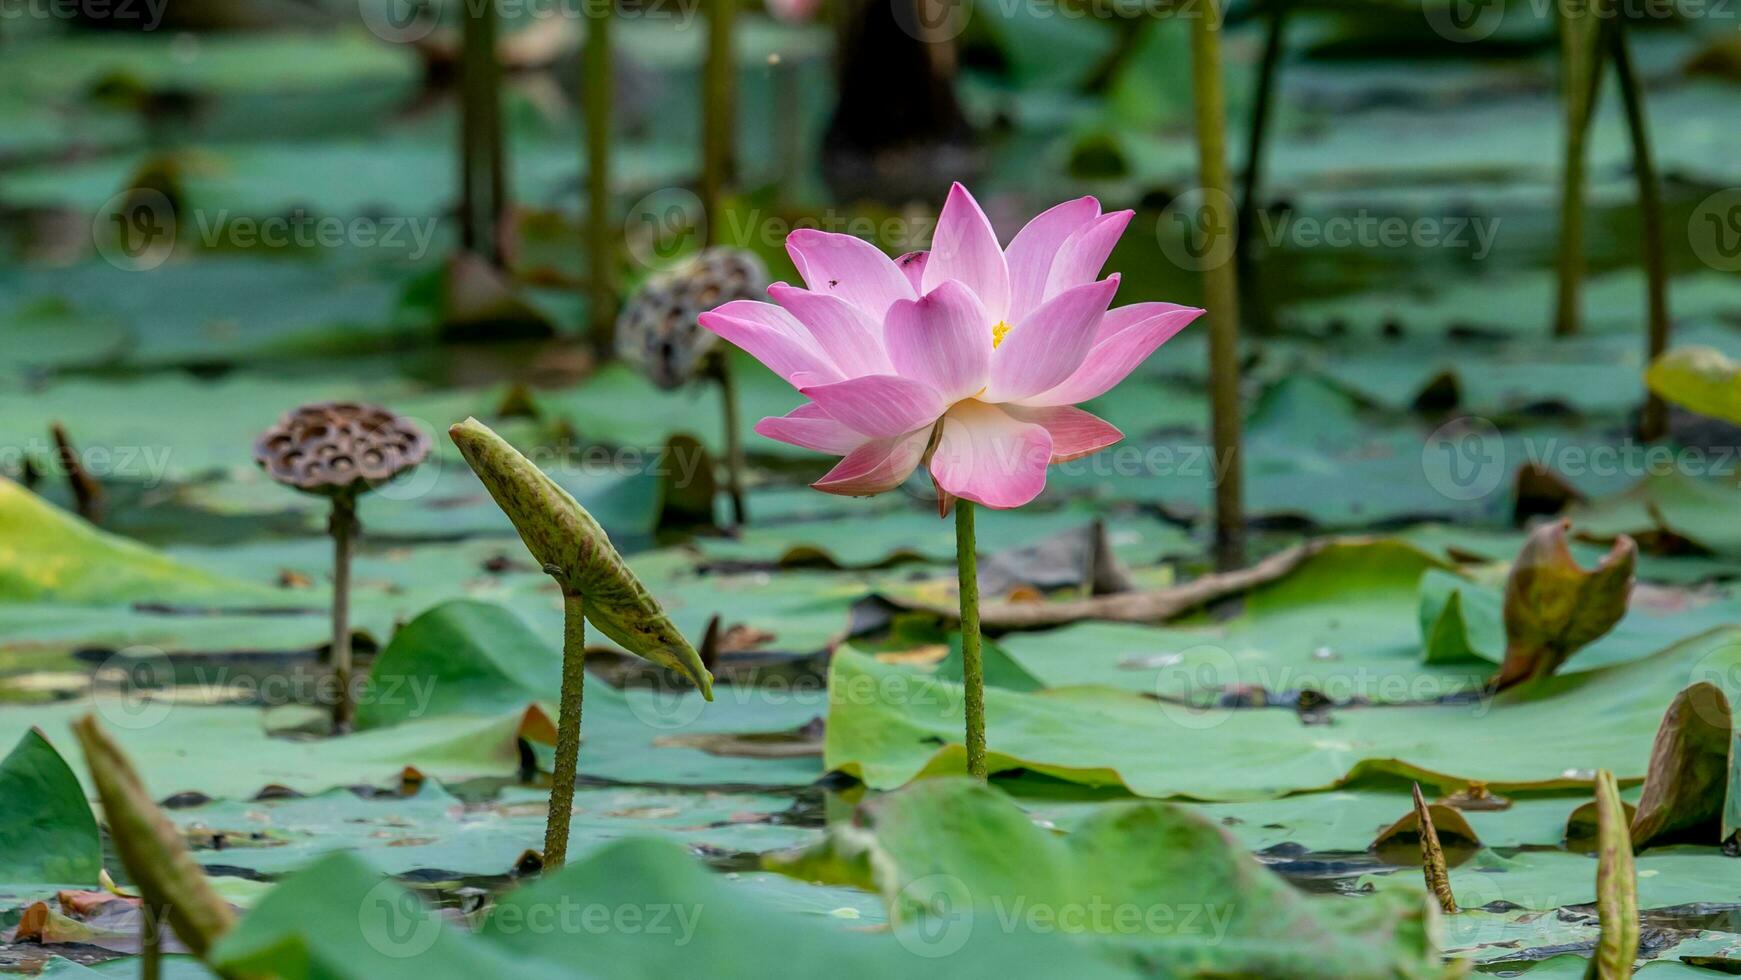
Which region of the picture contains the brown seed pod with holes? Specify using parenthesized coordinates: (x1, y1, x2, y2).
(615, 247, 768, 390)
(253, 402, 431, 497)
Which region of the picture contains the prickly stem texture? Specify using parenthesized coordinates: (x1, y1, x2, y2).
(543, 594, 586, 870)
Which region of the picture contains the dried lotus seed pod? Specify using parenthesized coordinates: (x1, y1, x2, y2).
(615, 247, 768, 389)
(253, 402, 431, 496)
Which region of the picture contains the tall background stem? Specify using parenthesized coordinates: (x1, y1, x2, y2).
(1610, 23, 1670, 440)
(544, 593, 587, 869)
(955, 501, 986, 780)
(1189, 0, 1245, 570)
(1553, 0, 1601, 337)
(584, 2, 615, 352)
(701, 0, 737, 245)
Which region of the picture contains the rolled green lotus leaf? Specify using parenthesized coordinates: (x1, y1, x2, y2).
(1646, 345, 1741, 427)
(1588, 769, 1640, 979)
(71, 715, 237, 964)
(449, 417, 713, 698)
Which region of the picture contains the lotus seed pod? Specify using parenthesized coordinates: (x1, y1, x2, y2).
(616, 247, 768, 389)
(253, 402, 430, 496)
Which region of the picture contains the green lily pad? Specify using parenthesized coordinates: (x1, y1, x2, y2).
(0, 729, 101, 885)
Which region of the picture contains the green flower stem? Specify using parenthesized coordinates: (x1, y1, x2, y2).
(544, 592, 587, 869)
(716, 356, 748, 526)
(1189, 0, 1246, 570)
(701, 0, 737, 244)
(1610, 23, 1670, 440)
(584, 2, 615, 353)
(328, 492, 358, 734)
(459, 0, 505, 265)
(955, 501, 986, 781)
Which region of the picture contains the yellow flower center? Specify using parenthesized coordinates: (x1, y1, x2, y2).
(991, 320, 1011, 348)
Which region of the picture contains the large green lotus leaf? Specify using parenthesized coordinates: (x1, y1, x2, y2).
(1312, 320, 1741, 418)
(210, 840, 1152, 980)
(767, 779, 1442, 978)
(1568, 469, 1741, 557)
(0, 259, 421, 372)
(168, 781, 813, 878)
(998, 540, 1497, 704)
(1043, 376, 1628, 526)
(0, 676, 821, 799)
(1286, 271, 1741, 340)
(0, 479, 268, 605)
(1016, 782, 1605, 852)
(0, 729, 101, 885)
(824, 626, 1741, 800)
(354, 600, 559, 731)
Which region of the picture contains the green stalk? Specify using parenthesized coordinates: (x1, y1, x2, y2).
(1189, 0, 1245, 570)
(955, 501, 986, 780)
(584, 2, 615, 353)
(544, 593, 586, 869)
(141, 903, 162, 980)
(715, 356, 748, 526)
(1553, 0, 1602, 337)
(1235, 0, 1288, 334)
(460, 0, 505, 266)
(1610, 23, 1670, 440)
(328, 493, 357, 734)
(701, 0, 737, 244)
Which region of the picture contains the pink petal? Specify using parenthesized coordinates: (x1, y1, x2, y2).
(754, 402, 866, 455)
(1042, 210, 1133, 303)
(884, 280, 993, 403)
(1004, 196, 1100, 321)
(799, 374, 945, 439)
(699, 302, 842, 387)
(983, 275, 1119, 404)
(895, 250, 928, 291)
(928, 401, 1053, 509)
(785, 230, 915, 320)
(1091, 301, 1199, 344)
(813, 427, 932, 497)
(1020, 305, 1204, 407)
(921, 183, 1011, 323)
(1004, 405, 1122, 462)
(769, 283, 892, 378)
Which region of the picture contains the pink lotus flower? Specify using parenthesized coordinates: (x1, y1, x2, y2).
(698, 184, 1203, 512)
